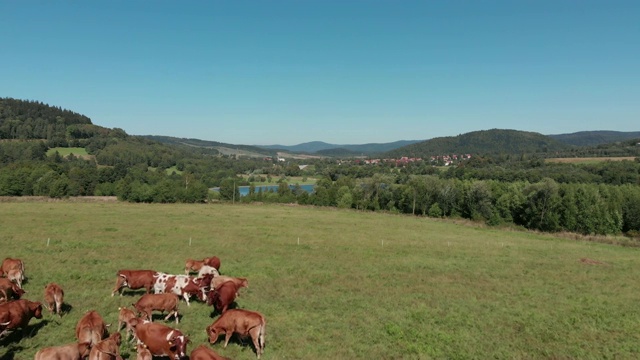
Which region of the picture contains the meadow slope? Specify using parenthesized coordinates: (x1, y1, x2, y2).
(1, 202, 639, 359)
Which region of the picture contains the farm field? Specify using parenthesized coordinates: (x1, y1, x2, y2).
(1, 201, 640, 359)
(545, 156, 636, 164)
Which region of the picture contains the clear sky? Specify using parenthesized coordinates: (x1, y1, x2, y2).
(1, 1, 638, 146)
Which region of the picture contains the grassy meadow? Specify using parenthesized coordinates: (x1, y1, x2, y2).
(1, 201, 640, 359)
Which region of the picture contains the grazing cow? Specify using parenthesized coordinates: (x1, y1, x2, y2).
(44, 282, 65, 316)
(7, 268, 24, 288)
(0, 278, 25, 302)
(210, 276, 248, 292)
(154, 273, 207, 306)
(206, 309, 266, 359)
(0, 257, 24, 279)
(135, 343, 153, 360)
(203, 256, 221, 271)
(117, 306, 137, 341)
(197, 265, 220, 278)
(0, 299, 43, 338)
(190, 344, 231, 360)
(112, 269, 156, 296)
(34, 341, 92, 360)
(185, 257, 221, 274)
(133, 293, 180, 324)
(184, 259, 206, 275)
(207, 281, 239, 315)
(76, 310, 109, 347)
(89, 332, 122, 360)
(132, 320, 189, 360)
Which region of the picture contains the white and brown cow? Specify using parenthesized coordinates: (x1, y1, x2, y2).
(153, 273, 208, 306)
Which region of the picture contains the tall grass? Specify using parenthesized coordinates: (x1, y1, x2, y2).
(1, 201, 639, 359)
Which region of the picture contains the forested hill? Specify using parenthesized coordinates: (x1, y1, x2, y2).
(385, 129, 571, 158)
(0, 97, 93, 140)
(143, 135, 272, 157)
(549, 131, 640, 147)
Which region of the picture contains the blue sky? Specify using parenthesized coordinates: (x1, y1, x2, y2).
(1, 1, 638, 145)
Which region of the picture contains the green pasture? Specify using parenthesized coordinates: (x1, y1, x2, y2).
(46, 147, 88, 157)
(1, 201, 639, 359)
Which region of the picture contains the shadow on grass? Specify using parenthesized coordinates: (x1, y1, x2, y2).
(209, 330, 260, 357)
(0, 319, 49, 346)
(150, 312, 182, 324)
(0, 344, 23, 360)
(209, 301, 238, 318)
(61, 302, 73, 315)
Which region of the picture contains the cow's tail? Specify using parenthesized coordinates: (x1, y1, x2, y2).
(258, 315, 266, 354)
(54, 292, 63, 314)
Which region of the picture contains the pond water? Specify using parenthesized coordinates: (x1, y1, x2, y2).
(212, 184, 315, 197)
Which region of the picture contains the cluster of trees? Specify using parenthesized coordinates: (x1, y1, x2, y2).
(223, 174, 639, 236)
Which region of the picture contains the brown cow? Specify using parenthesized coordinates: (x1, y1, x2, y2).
(7, 268, 24, 288)
(203, 256, 221, 271)
(185, 256, 221, 275)
(0, 299, 43, 338)
(133, 293, 180, 324)
(210, 276, 248, 291)
(0, 278, 25, 302)
(207, 281, 239, 315)
(44, 282, 65, 316)
(132, 320, 189, 360)
(206, 309, 266, 359)
(76, 310, 108, 347)
(89, 331, 122, 360)
(190, 344, 231, 360)
(112, 270, 156, 296)
(34, 341, 92, 360)
(0, 257, 24, 279)
(184, 259, 205, 275)
(117, 306, 137, 341)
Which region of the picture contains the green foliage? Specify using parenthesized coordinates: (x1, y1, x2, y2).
(428, 202, 442, 217)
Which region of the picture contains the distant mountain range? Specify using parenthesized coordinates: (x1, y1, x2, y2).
(257, 140, 423, 155)
(143, 130, 640, 158)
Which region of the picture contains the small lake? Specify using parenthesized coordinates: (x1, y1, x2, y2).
(212, 184, 315, 197)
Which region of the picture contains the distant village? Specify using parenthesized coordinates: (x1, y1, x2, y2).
(358, 154, 473, 166)
(262, 154, 473, 167)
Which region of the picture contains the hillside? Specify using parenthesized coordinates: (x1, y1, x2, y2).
(385, 129, 571, 158)
(143, 135, 273, 158)
(549, 131, 640, 146)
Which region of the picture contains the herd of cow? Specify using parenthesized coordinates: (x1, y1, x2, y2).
(0, 256, 266, 360)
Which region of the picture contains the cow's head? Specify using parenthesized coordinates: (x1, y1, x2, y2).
(30, 301, 43, 319)
(206, 324, 219, 344)
(12, 286, 26, 299)
(168, 332, 189, 360)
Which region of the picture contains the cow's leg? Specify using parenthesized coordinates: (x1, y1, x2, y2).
(223, 332, 233, 348)
(249, 328, 262, 358)
(112, 277, 125, 296)
(183, 294, 190, 306)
